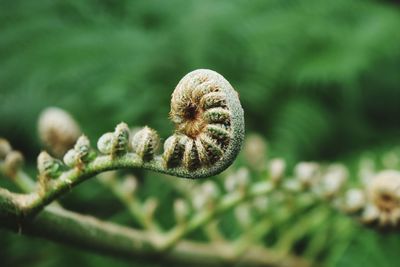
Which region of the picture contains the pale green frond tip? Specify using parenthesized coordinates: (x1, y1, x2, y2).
(161, 69, 244, 178)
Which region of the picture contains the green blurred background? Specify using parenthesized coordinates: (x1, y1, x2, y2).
(1, 0, 400, 266)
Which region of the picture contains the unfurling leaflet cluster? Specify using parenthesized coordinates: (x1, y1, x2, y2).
(163, 69, 244, 176)
(64, 135, 94, 168)
(37, 151, 62, 191)
(0, 69, 247, 267)
(97, 123, 130, 157)
(34, 69, 244, 187)
(97, 123, 159, 162)
(131, 127, 160, 162)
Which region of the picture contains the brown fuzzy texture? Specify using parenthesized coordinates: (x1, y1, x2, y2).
(368, 170, 400, 213)
(165, 69, 239, 171)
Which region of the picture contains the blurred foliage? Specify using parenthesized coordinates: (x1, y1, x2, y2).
(1, 0, 400, 267)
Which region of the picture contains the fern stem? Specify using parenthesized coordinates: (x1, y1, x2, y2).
(0, 194, 309, 267)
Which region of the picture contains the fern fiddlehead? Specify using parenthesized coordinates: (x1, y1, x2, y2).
(92, 69, 244, 179)
(0, 69, 244, 217)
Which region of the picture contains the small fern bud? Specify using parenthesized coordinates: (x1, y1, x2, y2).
(112, 122, 130, 156)
(37, 151, 62, 191)
(74, 135, 93, 164)
(38, 151, 62, 178)
(343, 188, 365, 213)
(317, 164, 348, 198)
(4, 151, 24, 177)
(0, 138, 12, 160)
(97, 132, 114, 154)
(294, 162, 320, 186)
(74, 135, 90, 156)
(38, 107, 81, 157)
(129, 127, 142, 150)
(131, 126, 160, 162)
(368, 170, 400, 210)
(268, 158, 286, 184)
(63, 149, 78, 168)
(63, 135, 93, 168)
(174, 198, 190, 224)
(365, 170, 400, 226)
(97, 123, 130, 156)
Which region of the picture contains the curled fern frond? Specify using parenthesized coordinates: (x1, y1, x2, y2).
(0, 69, 244, 219)
(164, 69, 245, 178)
(93, 69, 244, 178)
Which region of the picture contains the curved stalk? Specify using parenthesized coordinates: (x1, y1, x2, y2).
(0, 196, 309, 267)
